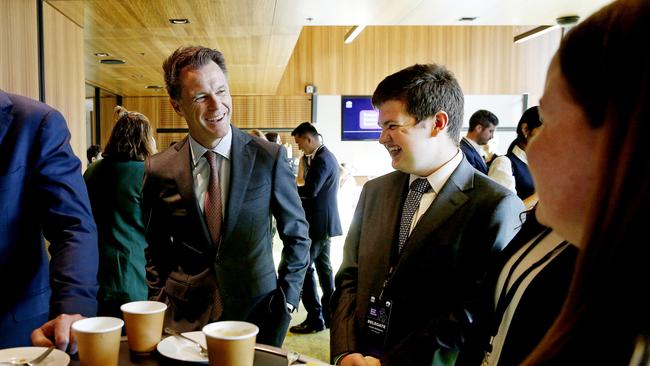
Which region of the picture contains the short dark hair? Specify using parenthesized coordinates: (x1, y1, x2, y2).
(265, 132, 280, 143)
(86, 144, 101, 164)
(291, 121, 318, 137)
(163, 46, 227, 101)
(371, 63, 464, 142)
(469, 109, 499, 131)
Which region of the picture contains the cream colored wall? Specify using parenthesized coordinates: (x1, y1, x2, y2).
(0, 0, 39, 99)
(43, 2, 87, 169)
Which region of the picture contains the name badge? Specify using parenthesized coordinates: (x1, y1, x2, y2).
(363, 295, 393, 357)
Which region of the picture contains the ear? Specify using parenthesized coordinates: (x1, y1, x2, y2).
(521, 122, 530, 138)
(430, 111, 449, 137)
(170, 98, 185, 118)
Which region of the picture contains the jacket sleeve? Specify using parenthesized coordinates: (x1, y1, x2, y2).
(38, 109, 99, 317)
(271, 147, 311, 307)
(330, 184, 368, 360)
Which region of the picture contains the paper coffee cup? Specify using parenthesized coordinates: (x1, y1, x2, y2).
(202, 321, 259, 366)
(72, 317, 123, 366)
(120, 300, 167, 353)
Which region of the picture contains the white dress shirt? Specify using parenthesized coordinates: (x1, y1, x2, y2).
(189, 126, 232, 215)
(407, 149, 463, 235)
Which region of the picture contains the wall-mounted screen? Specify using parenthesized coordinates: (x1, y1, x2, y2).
(341, 96, 381, 141)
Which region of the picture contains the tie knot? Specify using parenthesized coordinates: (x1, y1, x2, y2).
(410, 178, 430, 194)
(204, 150, 218, 168)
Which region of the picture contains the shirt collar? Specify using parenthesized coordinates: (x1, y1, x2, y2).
(306, 144, 324, 158)
(512, 145, 528, 165)
(464, 137, 485, 156)
(409, 149, 463, 195)
(189, 125, 232, 167)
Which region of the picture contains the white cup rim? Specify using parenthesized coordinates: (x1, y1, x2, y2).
(202, 321, 259, 340)
(72, 317, 124, 334)
(120, 300, 167, 314)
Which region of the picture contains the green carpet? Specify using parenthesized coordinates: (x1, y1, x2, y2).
(282, 306, 331, 364)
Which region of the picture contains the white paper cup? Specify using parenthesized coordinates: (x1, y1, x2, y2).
(120, 301, 167, 353)
(202, 321, 259, 366)
(72, 317, 123, 366)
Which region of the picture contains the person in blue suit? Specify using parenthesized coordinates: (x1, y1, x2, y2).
(459, 109, 499, 174)
(290, 122, 342, 333)
(0, 90, 99, 351)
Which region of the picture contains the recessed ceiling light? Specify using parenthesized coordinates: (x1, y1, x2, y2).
(169, 18, 190, 24)
(145, 85, 163, 90)
(99, 59, 126, 65)
(94, 52, 109, 57)
(459, 17, 477, 21)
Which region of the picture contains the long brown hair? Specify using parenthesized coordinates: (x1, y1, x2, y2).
(523, 0, 650, 364)
(103, 106, 156, 161)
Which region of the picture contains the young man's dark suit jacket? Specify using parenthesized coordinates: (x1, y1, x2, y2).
(459, 137, 488, 174)
(143, 127, 311, 347)
(298, 145, 342, 241)
(330, 157, 524, 365)
(0, 90, 99, 347)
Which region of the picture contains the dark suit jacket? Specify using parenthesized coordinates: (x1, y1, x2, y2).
(330, 158, 524, 365)
(460, 138, 488, 174)
(142, 127, 310, 346)
(298, 145, 342, 240)
(0, 90, 99, 347)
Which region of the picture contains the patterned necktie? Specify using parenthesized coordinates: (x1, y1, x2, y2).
(398, 178, 431, 254)
(203, 151, 223, 319)
(204, 151, 222, 246)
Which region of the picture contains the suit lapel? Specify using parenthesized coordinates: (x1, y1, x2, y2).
(0, 91, 14, 146)
(377, 173, 410, 273)
(223, 127, 256, 242)
(174, 138, 214, 251)
(397, 159, 474, 264)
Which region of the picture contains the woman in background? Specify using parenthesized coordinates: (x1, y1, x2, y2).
(520, 0, 650, 364)
(488, 106, 542, 206)
(84, 106, 157, 318)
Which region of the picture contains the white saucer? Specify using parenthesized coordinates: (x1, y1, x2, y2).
(0, 347, 70, 366)
(157, 331, 208, 363)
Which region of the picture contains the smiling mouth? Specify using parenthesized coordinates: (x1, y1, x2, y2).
(205, 111, 227, 123)
(386, 145, 401, 157)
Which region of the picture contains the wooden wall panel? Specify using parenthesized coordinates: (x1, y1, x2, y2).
(122, 95, 311, 149)
(276, 26, 560, 100)
(43, 2, 87, 168)
(0, 0, 39, 99)
(99, 96, 118, 147)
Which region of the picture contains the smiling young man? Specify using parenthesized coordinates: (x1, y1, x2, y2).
(330, 64, 524, 366)
(141, 46, 311, 347)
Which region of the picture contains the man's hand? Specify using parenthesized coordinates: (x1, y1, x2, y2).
(31, 314, 85, 353)
(340, 353, 381, 366)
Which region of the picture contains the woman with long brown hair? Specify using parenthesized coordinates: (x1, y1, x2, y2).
(84, 106, 157, 318)
(521, 0, 650, 364)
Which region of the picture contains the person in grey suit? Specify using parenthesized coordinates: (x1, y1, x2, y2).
(142, 46, 311, 347)
(330, 64, 524, 366)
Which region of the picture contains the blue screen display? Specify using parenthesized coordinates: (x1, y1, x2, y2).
(341, 96, 381, 141)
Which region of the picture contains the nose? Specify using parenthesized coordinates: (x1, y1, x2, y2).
(378, 128, 390, 144)
(205, 93, 221, 110)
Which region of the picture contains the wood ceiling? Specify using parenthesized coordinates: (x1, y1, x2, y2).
(46, 0, 611, 97)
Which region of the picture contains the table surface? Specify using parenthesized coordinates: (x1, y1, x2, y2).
(66, 340, 328, 366)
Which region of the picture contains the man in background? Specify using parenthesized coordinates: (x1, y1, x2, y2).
(0, 89, 99, 351)
(143, 46, 310, 346)
(459, 109, 499, 174)
(290, 122, 342, 334)
(330, 65, 523, 365)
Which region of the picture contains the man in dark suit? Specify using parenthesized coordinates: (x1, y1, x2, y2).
(330, 65, 524, 366)
(0, 90, 99, 350)
(459, 109, 499, 174)
(142, 46, 311, 347)
(289, 122, 342, 334)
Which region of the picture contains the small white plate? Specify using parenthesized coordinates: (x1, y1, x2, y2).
(157, 331, 208, 363)
(0, 347, 70, 366)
